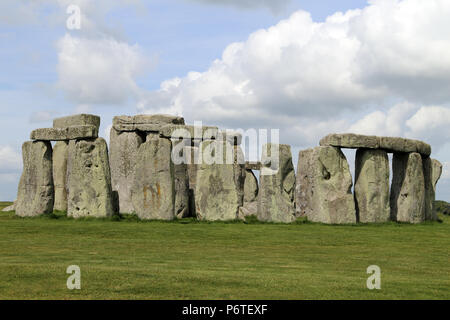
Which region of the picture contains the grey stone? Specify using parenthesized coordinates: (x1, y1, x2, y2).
(258, 144, 296, 223)
(173, 140, 190, 218)
(53, 141, 69, 211)
(245, 161, 261, 171)
(390, 152, 425, 223)
(15, 141, 54, 217)
(240, 201, 258, 217)
(109, 129, 144, 213)
(30, 125, 98, 141)
(295, 146, 356, 224)
(67, 138, 115, 218)
(244, 169, 258, 203)
(423, 158, 443, 221)
(53, 114, 100, 130)
(184, 146, 199, 217)
(194, 140, 241, 221)
(378, 137, 431, 156)
(131, 135, 175, 220)
(354, 149, 390, 223)
(113, 114, 185, 132)
(159, 124, 219, 140)
(218, 130, 242, 145)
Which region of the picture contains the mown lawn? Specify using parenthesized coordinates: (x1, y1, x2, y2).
(0, 201, 449, 300)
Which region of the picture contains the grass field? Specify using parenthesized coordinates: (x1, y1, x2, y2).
(0, 201, 449, 300)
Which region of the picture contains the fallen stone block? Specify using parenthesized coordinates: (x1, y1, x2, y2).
(15, 141, 54, 217)
(295, 146, 356, 224)
(30, 125, 98, 141)
(67, 138, 115, 218)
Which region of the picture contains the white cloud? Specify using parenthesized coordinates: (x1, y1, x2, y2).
(0, 146, 22, 173)
(406, 106, 450, 148)
(57, 34, 147, 105)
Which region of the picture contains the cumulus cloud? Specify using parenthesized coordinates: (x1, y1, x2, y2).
(0, 146, 22, 173)
(187, 0, 291, 14)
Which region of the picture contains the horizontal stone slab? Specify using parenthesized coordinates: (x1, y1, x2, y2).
(159, 124, 219, 140)
(218, 130, 242, 145)
(30, 125, 98, 141)
(319, 133, 431, 156)
(53, 114, 100, 129)
(113, 114, 185, 132)
(245, 161, 261, 171)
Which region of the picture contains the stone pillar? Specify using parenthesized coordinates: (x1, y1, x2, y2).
(184, 145, 199, 217)
(240, 169, 259, 217)
(295, 146, 356, 224)
(194, 140, 241, 221)
(172, 139, 190, 218)
(53, 141, 69, 212)
(131, 134, 175, 220)
(354, 149, 390, 223)
(67, 138, 115, 218)
(109, 128, 144, 213)
(16, 141, 54, 217)
(258, 143, 295, 223)
(390, 152, 425, 223)
(423, 157, 443, 221)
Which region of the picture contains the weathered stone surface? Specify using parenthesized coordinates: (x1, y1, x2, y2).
(67, 138, 115, 218)
(15, 141, 54, 217)
(354, 149, 390, 223)
(183, 146, 199, 217)
(245, 161, 261, 171)
(53, 114, 100, 130)
(218, 130, 242, 145)
(258, 144, 296, 223)
(233, 145, 246, 208)
(113, 114, 185, 132)
(241, 169, 258, 217)
(295, 146, 356, 224)
(423, 158, 443, 221)
(160, 124, 219, 140)
(320, 133, 379, 149)
(319, 133, 431, 156)
(131, 135, 175, 220)
(240, 201, 258, 217)
(390, 152, 425, 223)
(53, 141, 69, 211)
(194, 140, 241, 221)
(30, 126, 98, 141)
(109, 129, 144, 213)
(172, 140, 190, 218)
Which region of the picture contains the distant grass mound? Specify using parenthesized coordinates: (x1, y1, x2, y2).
(0, 200, 449, 299)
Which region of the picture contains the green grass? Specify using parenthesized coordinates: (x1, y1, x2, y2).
(0, 200, 449, 300)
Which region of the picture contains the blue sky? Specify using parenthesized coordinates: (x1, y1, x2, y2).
(0, 0, 449, 201)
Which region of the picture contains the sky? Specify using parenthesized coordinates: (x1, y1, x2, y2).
(0, 0, 449, 201)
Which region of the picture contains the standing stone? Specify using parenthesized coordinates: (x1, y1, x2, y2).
(295, 146, 356, 224)
(195, 140, 240, 221)
(233, 145, 246, 212)
(53, 141, 69, 211)
(184, 146, 199, 217)
(240, 169, 259, 217)
(258, 144, 295, 223)
(354, 149, 390, 223)
(109, 128, 144, 213)
(16, 141, 54, 217)
(390, 152, 425, 223)
(131, 135, 175, 220)
(67, 138, 115, 218)
(172, 140, 190, 218)
(423, 158, 443, 221)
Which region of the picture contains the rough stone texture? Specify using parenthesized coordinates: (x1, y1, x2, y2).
(233, 145, 246, 208)
(354, 149, 390, 223)
(160, 124, 219, 140)
(423, 158, 443, 221)
(173, 140, 190, 218)
(295, 146, 356, 224)
(67, 138, 115, 218)
(194, 140, 241, 221)
(131, 135, 175, 220)
(53, 141, 69, 211)
(109, 128, 144, 213)
(319, 133, 431, 156)
(15, 141, 54, 217)
(241, 169, 258, 217)
(390, 152, 425, 223)
(245, 161, 261, 171)
(53, 114, 100, 130)
(218, 130, 242, 145)
(184, 146, 199, 217)
(2, 202, 15, 212)
(30, 125, 98, 141)
(113, 114, 185, 132)
(258, 144, 296, 223)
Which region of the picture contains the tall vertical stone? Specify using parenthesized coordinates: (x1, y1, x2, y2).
(16, 141, 54, 217)
(109, 128, 144, 213)
(195, 140, 240, 221)
(354, 149, 390, 223)
(423, 158, 443, 221)
(390, 152, 425, 223)
(172, 139, 190, 218)
(67, 138, 115, 218)
(53, 141, 69, 212)
(258, 144, 295, 223)
(295, 146, 356, 224)
(131, 135, 175, 220)
(184, 145, 199, 217)
(240, 169, 259, 217)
